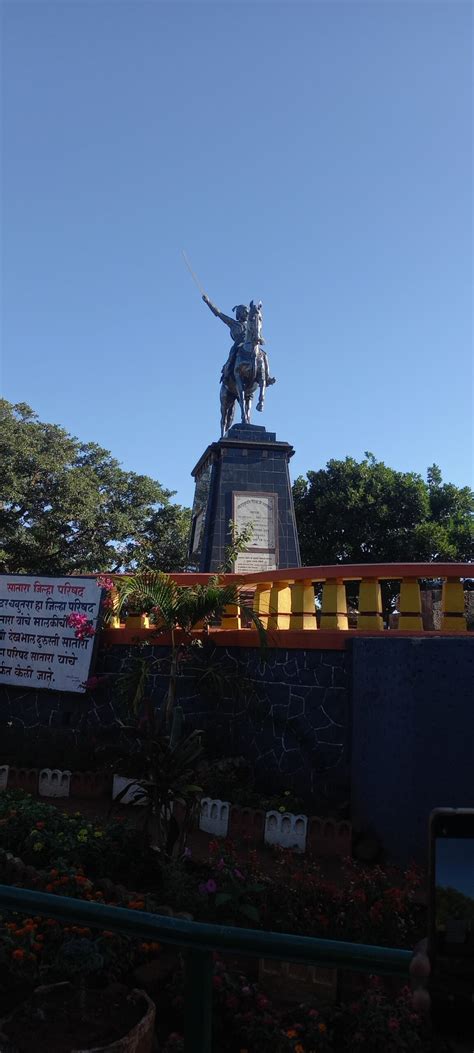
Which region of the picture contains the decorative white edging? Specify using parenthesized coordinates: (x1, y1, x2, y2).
(0, 765, 9, 791)
(199, 798, 230, 838)
(112, 774, 146, 806)
(38, 768, 71, 798)
(264, 810, 308, 853)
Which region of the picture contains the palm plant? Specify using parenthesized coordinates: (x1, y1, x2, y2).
(103, 565, 266, 857)
(109, 569, 265, 729)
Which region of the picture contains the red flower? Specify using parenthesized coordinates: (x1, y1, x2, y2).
(388, 1017, 400, 1031)
(35, 821, 45, 830)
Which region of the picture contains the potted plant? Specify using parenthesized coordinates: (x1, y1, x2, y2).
(0, 935, 156, 1053)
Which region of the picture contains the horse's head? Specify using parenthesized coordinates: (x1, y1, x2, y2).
(246, 300, 263, 345)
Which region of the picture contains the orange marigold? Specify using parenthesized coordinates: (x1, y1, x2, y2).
(12, 949, 24, 960)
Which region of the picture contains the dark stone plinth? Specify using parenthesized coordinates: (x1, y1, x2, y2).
(351, 637, 474, 862)
(189, 423, 301, 572)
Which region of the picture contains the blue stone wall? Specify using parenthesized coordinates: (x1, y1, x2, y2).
(350, 637, 474, 863)
(98, 643, 350, 813)
(2, 635, 473, 859)
(0, 643, 350, 815)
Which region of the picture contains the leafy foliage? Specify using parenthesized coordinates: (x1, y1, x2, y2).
(0, 400, 191, 574)
(293, 453, 473, 566)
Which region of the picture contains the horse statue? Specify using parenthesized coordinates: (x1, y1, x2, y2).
(201, 293, 275, 437)
(220, 300, 269, 435)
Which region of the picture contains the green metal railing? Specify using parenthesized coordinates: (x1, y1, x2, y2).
(0, 884, 412, 1052)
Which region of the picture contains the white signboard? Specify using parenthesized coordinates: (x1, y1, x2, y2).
(233, 493, 276, 550)
(0, 575, 102, 694)
(234, 551, 277, 574)
(233, 491, 278, 572)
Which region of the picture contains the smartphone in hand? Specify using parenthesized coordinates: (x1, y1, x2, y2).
(429, 808, 474, 1042)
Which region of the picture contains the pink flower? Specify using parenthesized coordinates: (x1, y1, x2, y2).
(198, 879, 217, 895)
(216, 859, 226, 871)
(97, 575, 115, 591)
(212, 975, 223, 989)
(388, 1018, 400, 1031)
(66, 613, 96, 639)
(234, 868, 244, 880)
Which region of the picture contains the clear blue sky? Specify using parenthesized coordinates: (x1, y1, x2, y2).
(2, 1, 472, 508)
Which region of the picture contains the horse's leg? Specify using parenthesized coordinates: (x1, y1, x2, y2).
(256, 361, 266, 412)
(220, 385, 228, 437)
(234, 368, 247, 424)
(226, 395, 236, 433)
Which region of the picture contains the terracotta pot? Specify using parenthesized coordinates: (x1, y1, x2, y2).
(75, 988, 155, 1053)
(0, 984, 156, 1053)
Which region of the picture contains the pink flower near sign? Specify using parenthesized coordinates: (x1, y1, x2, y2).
(66, 613, 96, 639)
(97, 575, 115, 591)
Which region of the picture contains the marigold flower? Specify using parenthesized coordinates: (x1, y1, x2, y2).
(295, 1045, 305, 1053)
(286, 1030, 297, 1038)
(12, 949, 24, 960)
(318, 1022, 327, 1033)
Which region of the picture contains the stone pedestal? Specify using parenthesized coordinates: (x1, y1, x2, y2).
(189, 423, 301, 573)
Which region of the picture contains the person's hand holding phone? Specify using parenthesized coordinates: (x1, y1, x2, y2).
(410, 937, 473, 1051)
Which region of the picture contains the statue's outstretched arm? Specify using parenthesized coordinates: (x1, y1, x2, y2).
(202, 294, 234, 329)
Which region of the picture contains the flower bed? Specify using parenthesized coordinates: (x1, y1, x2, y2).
(0, 794, 443, 1053)
(0, 790, 146, 881)
(160, 958, 445, 1053)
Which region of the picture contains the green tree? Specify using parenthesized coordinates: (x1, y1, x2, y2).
(0, 400, 191, 574)
(293, 453, 473, 566)
(124, 504, 192, 573)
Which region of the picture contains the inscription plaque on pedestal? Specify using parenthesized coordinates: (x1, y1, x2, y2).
(233, 491, 277, 572)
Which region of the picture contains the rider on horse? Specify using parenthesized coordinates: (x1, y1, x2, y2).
(202, 295, 276, 387)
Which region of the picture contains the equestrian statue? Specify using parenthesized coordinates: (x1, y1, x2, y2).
(202, 293, 276, 436)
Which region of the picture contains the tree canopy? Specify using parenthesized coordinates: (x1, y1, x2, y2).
(0, 400, 191, 575)
(293, 453, 473, 567)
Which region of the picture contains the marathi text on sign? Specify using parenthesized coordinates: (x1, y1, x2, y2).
(0, 576, 101, 694)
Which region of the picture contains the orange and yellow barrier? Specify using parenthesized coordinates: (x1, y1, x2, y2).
(102, 563, 472, 644)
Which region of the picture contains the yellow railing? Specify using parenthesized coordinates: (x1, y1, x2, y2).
(105, 563, 473, 634)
